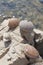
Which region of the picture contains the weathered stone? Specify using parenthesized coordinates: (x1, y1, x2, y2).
(3, 32, 11, 43)
(0, 47, 9, 59)
(19, 20, 35, 46)
(7, 44, 29, 65)
(0, 19, 43, 65)
(24, 44, 39, 59)
(8, 18, 20, 29)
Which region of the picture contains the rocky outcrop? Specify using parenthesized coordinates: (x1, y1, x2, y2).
(0, 19, 43, 65)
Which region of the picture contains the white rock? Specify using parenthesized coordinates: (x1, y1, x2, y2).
(7, 44, 29, 65)
(3, 32, 11, 43)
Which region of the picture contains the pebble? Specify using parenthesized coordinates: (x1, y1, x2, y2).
(8, 18, 20, 29)
(24, 44, 39, 59)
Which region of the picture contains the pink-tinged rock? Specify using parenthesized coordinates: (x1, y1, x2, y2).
(8, 18, 20, 29)
(24, 44, 39, 59)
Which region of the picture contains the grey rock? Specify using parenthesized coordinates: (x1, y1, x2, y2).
(33, 29, 43, 58)
(19, 20, 35, 46)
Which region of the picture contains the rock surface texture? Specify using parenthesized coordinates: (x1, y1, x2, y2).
(0, 18, 43, 65)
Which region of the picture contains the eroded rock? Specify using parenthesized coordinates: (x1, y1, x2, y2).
(8, 18, 20, 29)
(19, 20, 35, 46)
(7, 44, 29, 65)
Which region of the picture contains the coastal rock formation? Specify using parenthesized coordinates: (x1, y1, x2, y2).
(0, 19, 43, 65)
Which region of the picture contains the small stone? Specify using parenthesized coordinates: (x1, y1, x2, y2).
(19, 20, 35, 45)
(8, 18, 20, 29)
(24, 44, 39, 59)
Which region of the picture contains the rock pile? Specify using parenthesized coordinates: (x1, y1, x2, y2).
(0, 19, 43, 65)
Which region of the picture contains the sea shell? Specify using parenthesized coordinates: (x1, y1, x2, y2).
(8, 18, 20, 29)
(3, 32, 11, 43)
(24, 44, 39, 59)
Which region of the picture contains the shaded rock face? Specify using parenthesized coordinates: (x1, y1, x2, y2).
(33, 30, 43, 58)
(24, 44, 39, 59)
(8, 18, 20, 29)
(0, 18, 43, 65)
(34, 39, 43, 58)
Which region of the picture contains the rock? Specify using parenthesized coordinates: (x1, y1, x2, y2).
(3, 32, 11, 43)
(0, 47, 9, 59)
(0, 19, 43, 65)
(0, 19, 9, 31)
(24, 44, 39, 59)
(33, 29, 43, 58)
(7, 44, 29, 65)
(31, 61, 43, 65)
(33, 29, 43, 35)
(19, 20, 35, 45)
(8, 18, 20, 29)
